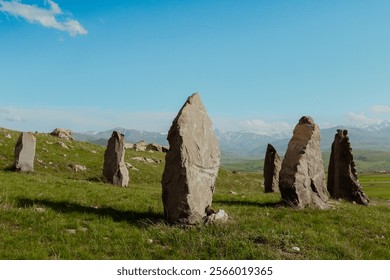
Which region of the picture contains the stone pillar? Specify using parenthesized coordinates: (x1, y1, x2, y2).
(162, 93, 221, 224)
(103, 131, 129, 187)
(14, 132, 36, 172)
(327, 129, 369, 205)
(263, 144, 281, 193)
(279, 116, 328, 208)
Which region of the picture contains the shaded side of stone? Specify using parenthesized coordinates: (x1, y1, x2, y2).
(14, 132, 36, 172)
(263, 143, 281, 193)
(103, 131, 129, 187)
(279, 116, 328, 209)
(161, 93, 221, 225)
(327, 129, 369, 205)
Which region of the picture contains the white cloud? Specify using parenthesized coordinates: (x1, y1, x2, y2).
(0, 106, 174, 133)
(213, 117, 294, 137)
(0, 108, 23, 122)
(0, 0, 87, 36)
(240, 119, 293, 134)
(371, 105, 390, 114)
(345, 112, 381, 127)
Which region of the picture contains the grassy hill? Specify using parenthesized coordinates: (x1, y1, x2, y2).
(222, 150, 390, 173)
(1, 127, 390, 259)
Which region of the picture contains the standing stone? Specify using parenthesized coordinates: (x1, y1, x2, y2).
(279, 116, 328, 208)
(162, 93, 221, 224)
(103, 131, 129, 187)
(327, 129, 369, 205)
(14, 132, 36, 172)
(263, 144, 281, 193)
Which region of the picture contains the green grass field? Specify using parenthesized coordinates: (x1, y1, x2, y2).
(1, 128, 390, 259)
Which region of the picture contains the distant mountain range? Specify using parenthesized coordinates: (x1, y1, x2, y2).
(74, 120, 390, 159)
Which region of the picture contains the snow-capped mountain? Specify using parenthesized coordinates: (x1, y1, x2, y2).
(74, 120, 390, 159)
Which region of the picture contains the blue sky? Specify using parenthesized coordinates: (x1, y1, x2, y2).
(1, 0, 390, 134)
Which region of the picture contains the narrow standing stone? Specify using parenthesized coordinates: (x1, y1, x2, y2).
(14, 132, 36, 172)
(162, 93, 221, 224)
(279, 116, 328, 208)
(103, 131, 129, 187)
(263, 144, 281, 193)
(327, 129, 369, 205)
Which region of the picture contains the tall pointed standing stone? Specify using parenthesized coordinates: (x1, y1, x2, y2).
(263, 144, 281, 193)
(279, 116, 328, 208)
(327, 129, 369, 205)
(103, 131, 129, 187)
(162, 93, 221, 224)
(14, 132, 36, 172)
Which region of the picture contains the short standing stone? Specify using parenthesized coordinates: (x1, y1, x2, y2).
(162, 93, 221, 224)
(279, 116, 328, 208)
(327, 129, 369, 205)
(263, 143, 281, 193)
(14, 132, 36, 172)
(103, 131, 129, 187)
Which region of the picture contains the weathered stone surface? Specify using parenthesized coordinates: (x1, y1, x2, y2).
(70, 164, 87, 172)
(103, 131, 129, 187)
(14, 132, 36, 172)
(50, 128, 73, 141)
(327, 129, 369, 205)
(133, 141, 147, 151)
(57, 141, 69, 149)
(130, 156, 161, 164)
(279, 116, 328, 208)
(124, 143, 134, 149)
(162, 93, 221, 224)
(203, 209, 228, 225)
(146, 143, 164, 152)
(263, 143, 281, 193)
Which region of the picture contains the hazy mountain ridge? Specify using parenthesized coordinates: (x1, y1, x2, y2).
(74, 121, 390, 159)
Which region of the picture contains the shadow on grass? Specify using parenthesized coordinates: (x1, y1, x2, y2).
(2, 165, 17, 172)
(87, 176, 105, 183)
(213, 199, 282, 208)
(17, 198, 165, 227)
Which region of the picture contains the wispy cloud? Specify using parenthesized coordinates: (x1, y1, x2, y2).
(346, 112, 381, 127)
(371, 105, 390, 114)
(0, 108, 23, 123)
(0, 106, 174, 133)
(213, 117, 294, 137)
(0, 0, 87, 36)
(240, 119, 293, 135)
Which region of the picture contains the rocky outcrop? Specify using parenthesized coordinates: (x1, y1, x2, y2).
(133, 141, 147, 151)
(279, 116, 328, 208)
(50, 128, 73, 141)
(162, 93, 221, 224)
(263, 144, 281, 193)
(14, 132, 36, 172)
(327, 129, 369, 205)
(146, 143, 170, 153)
(103, 131, 129, 187)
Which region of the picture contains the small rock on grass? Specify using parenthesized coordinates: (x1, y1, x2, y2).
(292, 246, 301, 253)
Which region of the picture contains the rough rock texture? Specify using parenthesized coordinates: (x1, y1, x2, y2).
(50, 128, 73, 141)
(327, 130, 369, 205)
(279, 116, 328, 208)
(133, 141, 147, 151)
(14, 132, 36, 172)
(70, 164, 87, 172)
(146, 143, 164, 152)
(162, 93, 221, 224)
(103, 131, 129, 187)
(263, 144, 281, 193)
